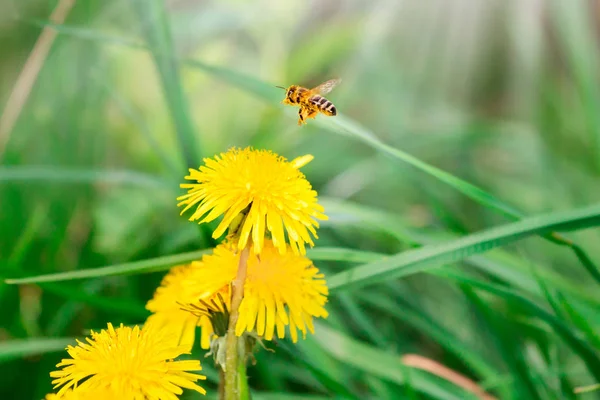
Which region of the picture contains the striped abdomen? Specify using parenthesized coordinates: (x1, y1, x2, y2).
(309, 95, 337, 116)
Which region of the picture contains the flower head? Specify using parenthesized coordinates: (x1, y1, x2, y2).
(44, 388, 113, 400)
(184, 241, 329, 343)
(50, 321, 206, 400)
(235, 241, 329, 342)
(146, 261, 231, 350)
(177, 147, 328, 255)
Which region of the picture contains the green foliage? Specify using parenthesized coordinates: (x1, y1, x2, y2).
(2, 1, 600, 399)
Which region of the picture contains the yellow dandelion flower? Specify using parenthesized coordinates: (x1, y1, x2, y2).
(146, 262, 231, 350)
(50, 321, 206, 399)
(177, 147, 328, 255)
(44, 388, 113, 400)
(185, 240, 329, 343)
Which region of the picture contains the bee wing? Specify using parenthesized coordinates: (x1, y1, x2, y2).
(311, 78, 341, 96)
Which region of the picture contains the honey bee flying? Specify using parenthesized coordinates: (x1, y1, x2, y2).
(277, 78, 341, 125)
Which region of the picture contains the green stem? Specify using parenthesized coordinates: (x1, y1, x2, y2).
(237, 353, 251, 400)
(224, 246, 250, 400)
(219, 367, 225, 400)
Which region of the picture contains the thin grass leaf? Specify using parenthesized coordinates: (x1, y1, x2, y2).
(324, 198, 600, 304)
(94, 77, 181, 175)
(7, 203, 48, 267)
(400, 364, 419, 400)
(307, 247, 384, 264)
(0, 337, 73, 363)
(321, 117, 519, 220)
(549, 1, 600, 172)
(253, 395, 334, 400)
(0, 166, 173, 189)
(337, 293, 389, 347)
(364, 375, 403, 400)
(4, 249, 210, 284)
(556, 293, 600, 350)
(132, 0, 200, 168)
(4, 247, 366, 284)
(45, 280, 107, 336)
(311, 322, 481, 400)
(18, 17, 147, 50)
(327, 203, 600, 292)
(460, 286, 540, 399)
(40, 282, 149, 319)
(548, 338, 577, 400)
(359, 294, 499, 382)
(184, 59, 281, 103)
(439, 270, 600, 382)
(277, 340, 359, 400)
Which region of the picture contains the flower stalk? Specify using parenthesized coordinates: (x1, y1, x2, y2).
(224, 246, 250, 400)
(237, 356, 251, 400)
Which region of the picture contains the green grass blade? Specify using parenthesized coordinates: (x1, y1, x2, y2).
(311, 322, 481, 400)
(4, 249, 210, 284)
(440, 270, 600, 382)
(95, 78, 181, 175)
(18, 17, 146, 50)
(277, 340, 359, 399)
(321, 117, 520, 220)
(550, 1, 600, 172)
(337, 293, 389, 347)
(0, 166, 173, 189)
(133, 0, 200, 168)
(323, 198, 600, 304)
(460, 286, 541, 398)
(0, 338, 73, 363)
(3, 247, 366, 284)
(40, 283, 149, 319)
(306, 247, 384, 264)
(184, 59, 281, 103)
(556, 293, 600, 349)
(327, 203, 600, 291)
(359, 294, 499, 381)
(7, 204, 48, 268)
(253, 395, 333, 400)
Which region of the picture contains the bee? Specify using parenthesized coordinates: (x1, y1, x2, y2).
(277, 78, 341, 126)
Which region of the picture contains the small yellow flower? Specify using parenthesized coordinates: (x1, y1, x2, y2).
(185, 241, 329, 343)
(177, 147, 328, 255)
(50, 321, 206, 399)
(235, 241, 329, 342)
(44, 388, 112, 400)
(146, 262, 230, 350)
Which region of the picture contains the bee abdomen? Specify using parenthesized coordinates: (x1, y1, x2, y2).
(310, 95, 337, 116)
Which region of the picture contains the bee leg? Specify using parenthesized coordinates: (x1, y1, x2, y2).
(297, 108, 305, 126)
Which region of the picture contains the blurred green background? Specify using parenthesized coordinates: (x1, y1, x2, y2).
(2, 0, 600, 399)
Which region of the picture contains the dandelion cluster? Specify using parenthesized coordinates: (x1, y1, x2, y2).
(147, 240, 328, 346)
(48, 146, 329, 399)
